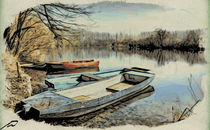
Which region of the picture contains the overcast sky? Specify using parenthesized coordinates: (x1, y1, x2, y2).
(1, 0, 208, 34)
(82, 1, 208, 34)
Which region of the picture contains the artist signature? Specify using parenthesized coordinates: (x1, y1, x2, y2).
(0, 120, 18, 130)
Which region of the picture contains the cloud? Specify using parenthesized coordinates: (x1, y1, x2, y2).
(89, 8, 207, 34)
(83, 0, 208, 34)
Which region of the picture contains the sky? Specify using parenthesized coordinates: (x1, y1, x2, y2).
(1, 0, 208, 34)
(81, 1, 208, 34)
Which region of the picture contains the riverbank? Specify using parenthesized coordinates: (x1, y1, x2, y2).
(1, 52, 47, 109)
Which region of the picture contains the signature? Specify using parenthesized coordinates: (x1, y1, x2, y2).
(0, 120, 18, 130)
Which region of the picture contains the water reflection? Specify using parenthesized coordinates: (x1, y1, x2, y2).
(47, 67, 100, 75)
(132, 49, 206, 65)
(66, 47, 206, 66)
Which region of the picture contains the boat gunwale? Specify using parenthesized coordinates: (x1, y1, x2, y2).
(53, 71, 154, 93)
(52, 72, 155, 92)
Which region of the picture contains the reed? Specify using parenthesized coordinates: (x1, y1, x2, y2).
(176, 74, 201, 121)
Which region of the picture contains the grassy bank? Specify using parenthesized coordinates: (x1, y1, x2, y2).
(1, 11, 57, 109)
(1, 53, 47, 109)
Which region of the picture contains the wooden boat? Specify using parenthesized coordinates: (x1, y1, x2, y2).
(20, 63, 47, 71)
(15, 70, 154, 118)
(46, 60, 99, 70)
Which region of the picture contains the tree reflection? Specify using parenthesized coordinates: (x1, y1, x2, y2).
(68, 47, 207, 66)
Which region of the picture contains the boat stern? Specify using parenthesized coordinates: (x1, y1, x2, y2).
(14, 101, 40, 119)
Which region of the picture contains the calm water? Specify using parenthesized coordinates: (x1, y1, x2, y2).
(45, 47, 207, 127)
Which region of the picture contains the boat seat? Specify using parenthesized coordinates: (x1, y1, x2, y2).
(77, 73, 104, 82)
(123, 73, 147, 83)
(106, 82, 133, 93)
(72, 95, 92, 102)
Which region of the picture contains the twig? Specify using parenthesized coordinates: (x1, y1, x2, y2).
(188, 74, 197, 102)
(16, 62, 21, 79)
(178, 99, 200, 121)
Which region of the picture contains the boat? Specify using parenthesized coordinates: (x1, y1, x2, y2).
(20, 60, 100, 72)
(20, 63, 47, 71)
(46, 60, 99, 71)
(15, 70, 155, 118)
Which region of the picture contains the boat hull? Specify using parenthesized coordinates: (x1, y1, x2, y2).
(20, 63, 47, 71)
(46, 60, 99, 70)
(40, 85, 154, 118)
(39, 73, 154, 118)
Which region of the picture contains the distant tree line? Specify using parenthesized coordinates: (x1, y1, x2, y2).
(123, 29, 204, 52)
(77, 29, 204, 52)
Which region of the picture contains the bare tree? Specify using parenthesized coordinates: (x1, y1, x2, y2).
(155, 29, 168, 47)
(32, 3, 91, 48)
(4, 3, 91, 58)
(3, 9, 35, 55)
(183, 30, 200, 46)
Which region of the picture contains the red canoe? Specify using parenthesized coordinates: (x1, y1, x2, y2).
(46, 60, 99, 70)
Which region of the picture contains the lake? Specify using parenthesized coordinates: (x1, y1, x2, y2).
(45, 47, 207, 127)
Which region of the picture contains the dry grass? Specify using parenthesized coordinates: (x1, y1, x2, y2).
(1, 52, 47, 109)
(7, 15, 57, 62)
(5, 12, 83, 62)
(23, 68, 47, 95)
(1, 52, 31, 109)
(172, 75, 201, 122)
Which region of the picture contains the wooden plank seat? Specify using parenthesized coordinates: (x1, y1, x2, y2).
(72, 95, 92, 102)
(106, 82, 133, 92)
(77, 73, 104, 82)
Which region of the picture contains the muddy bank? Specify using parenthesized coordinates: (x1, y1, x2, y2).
(2, 53, 47, 109)
(2, 12, 59, 109)
(23, 68, 47, 95)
